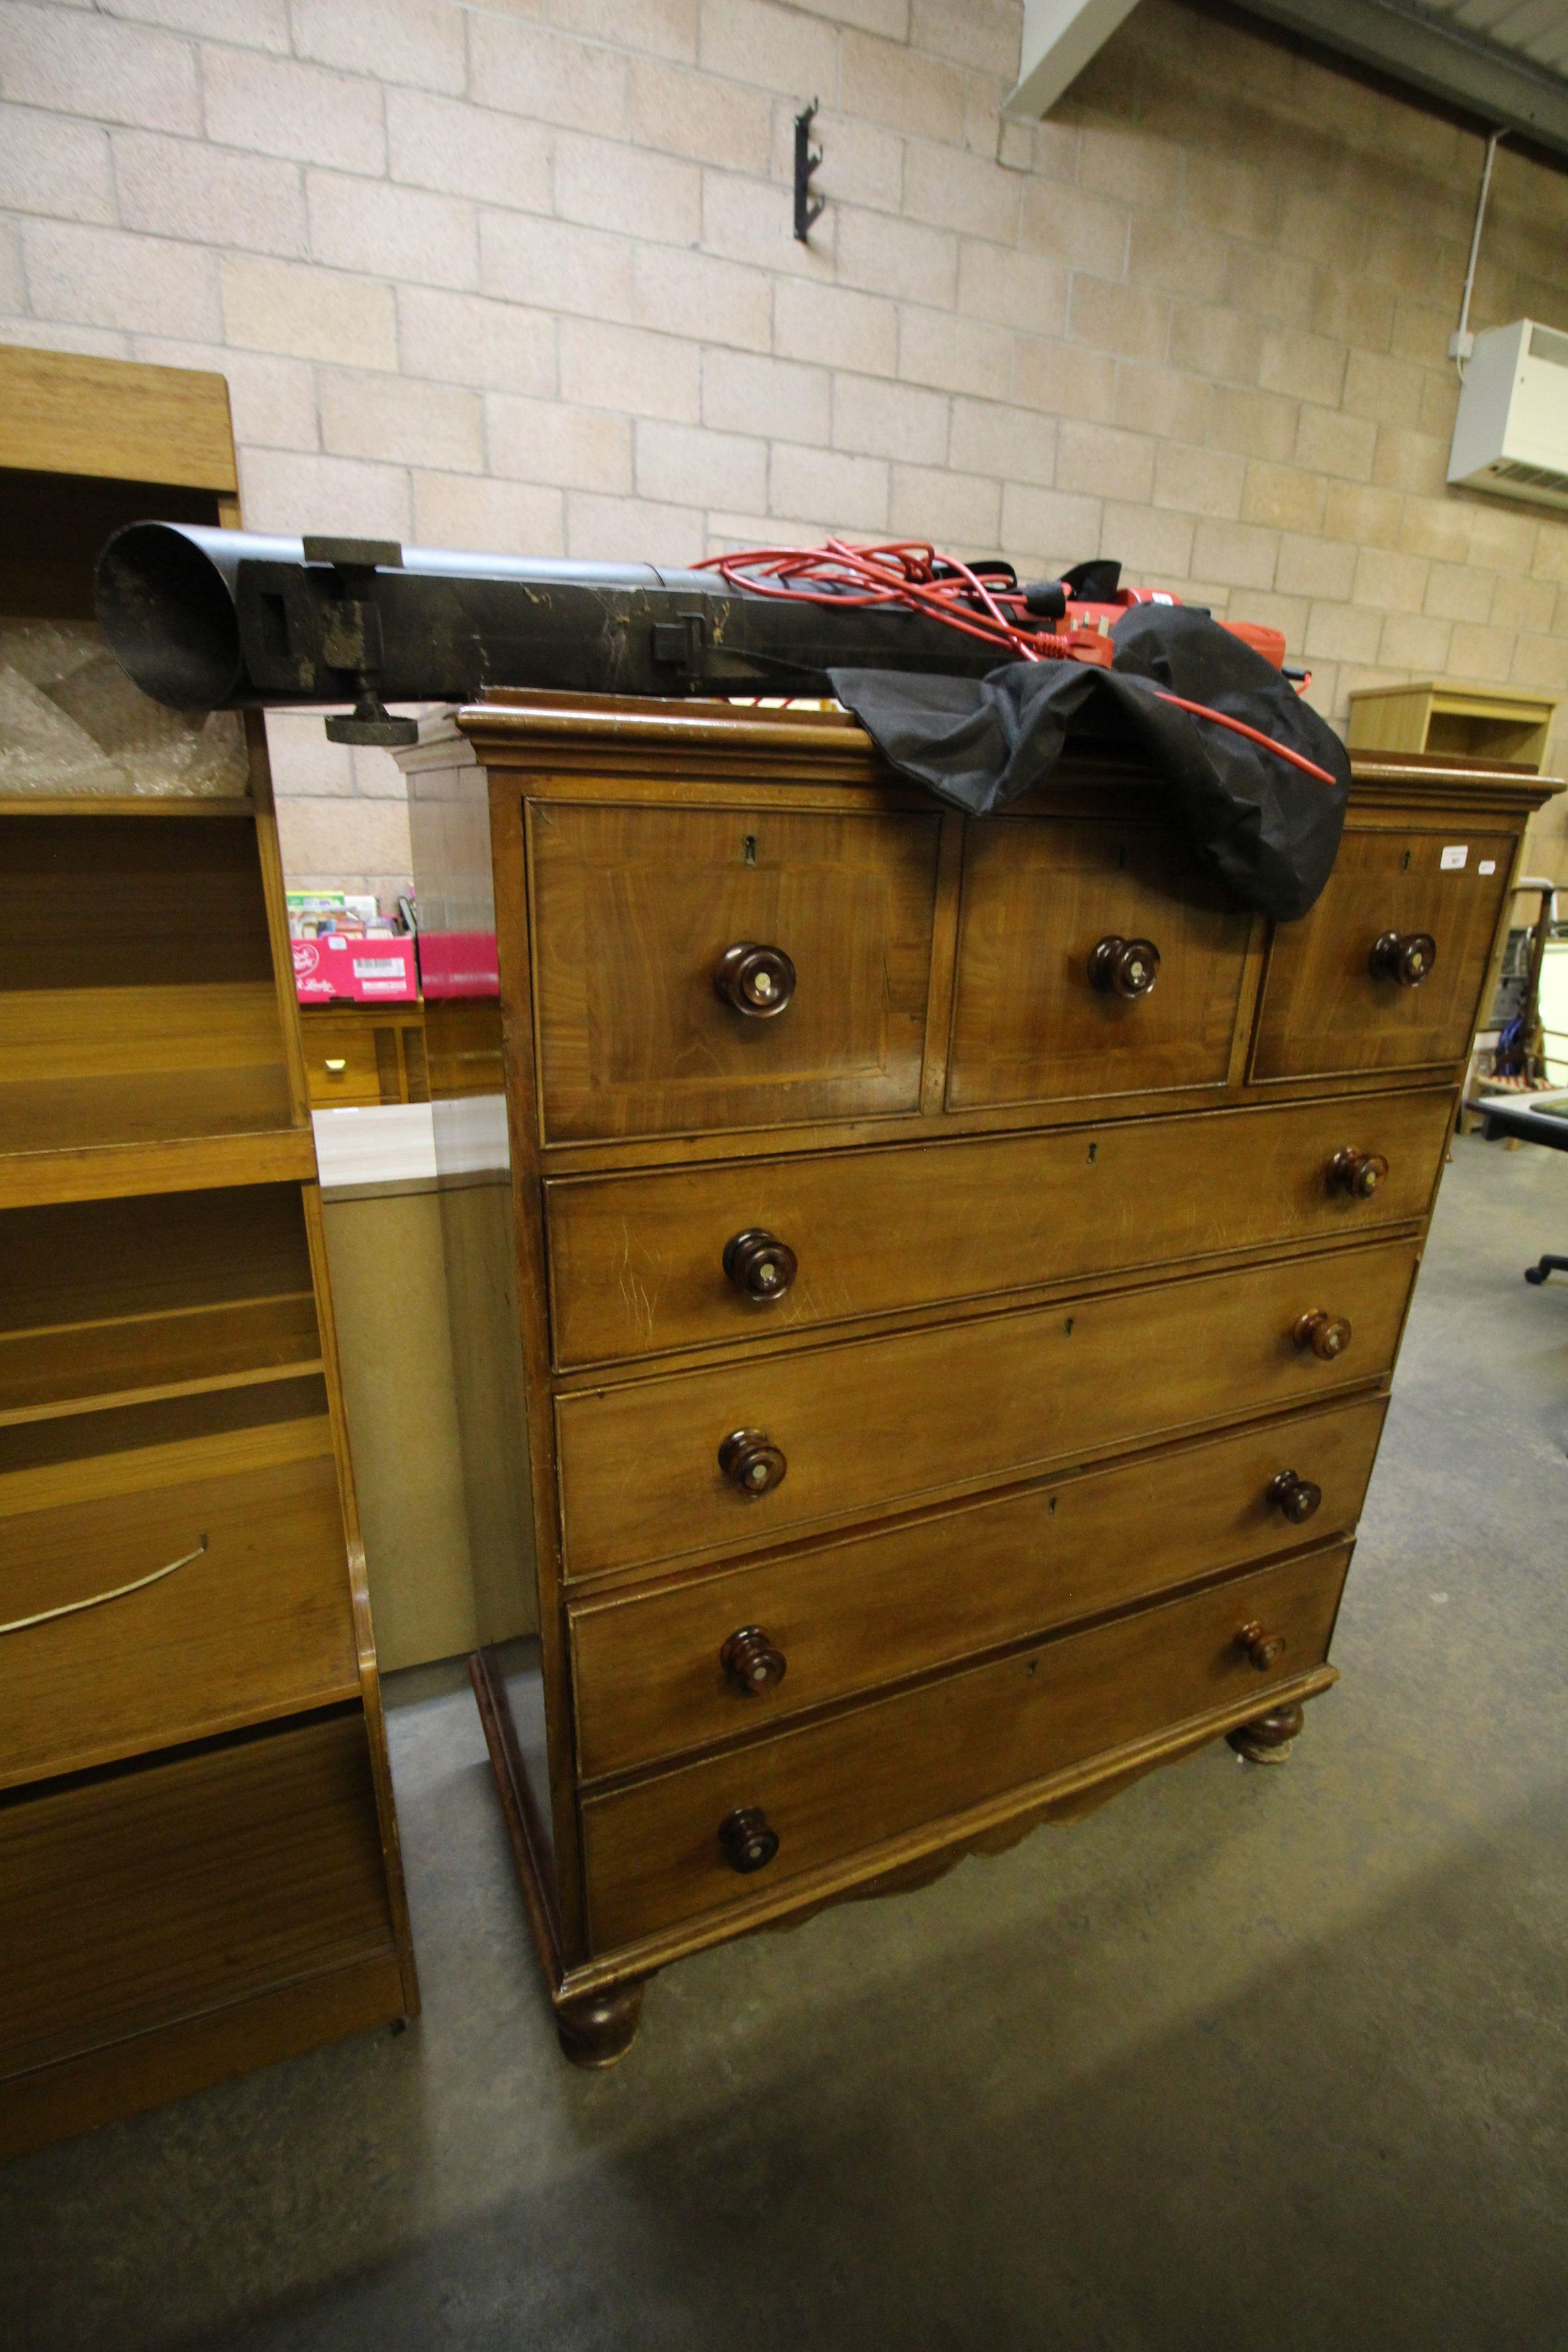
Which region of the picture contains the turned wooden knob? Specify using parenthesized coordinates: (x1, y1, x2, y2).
(1237, 1619, 1287, 1671)
(1087, 934, 1161, 998)
(714, 941, 795, 1016)
(720, 1625, 787, 1697)
(1369, 930, 1436, 987)
(1327, 1147, 1389, 1199)
(718, 1428, 787, 1497)
(1293, 1307, 1351, 1360)
(719, 1805, 779, 1873)
(1268, 1468, 1322, 1523)
(724, 1228, 797, 1302)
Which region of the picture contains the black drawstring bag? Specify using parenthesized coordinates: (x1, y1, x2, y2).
(830, 602, 1351, 922)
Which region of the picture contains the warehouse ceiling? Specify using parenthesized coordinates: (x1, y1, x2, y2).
(1006, 0, 1568, 162)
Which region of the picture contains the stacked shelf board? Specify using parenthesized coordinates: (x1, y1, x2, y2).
(0, 344, 416, 2160)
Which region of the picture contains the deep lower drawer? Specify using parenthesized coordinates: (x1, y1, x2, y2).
(0, 1442, 360, 1791)
(0, 1710, 396, 2083)
(569, 1395, 1385, 1781)
(545, 1088, 1451, 1367)
(554, 1238, 1418, 1578)
(582, 1543, 1350, 1949)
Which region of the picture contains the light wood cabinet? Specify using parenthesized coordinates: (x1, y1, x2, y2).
(0, 343, 415, 2159)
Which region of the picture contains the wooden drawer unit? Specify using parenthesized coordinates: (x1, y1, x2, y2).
(406, 692, 1557, 2065)
(571, 1397, 1386, 1781)
(555, 1238, 1418, 1579)
(528, 800, 942, 1141)
(946, 818, 1256, 1110)
(299, 1008, 389, 1107)
(1252, 826, 1515, 1081)
(299, 1006, 429, 1110)
(0, 1713, 400, 2120)
(582, 1545, 1351, 1949)
(0, 1440, 360, 1791)
(546, 1089, 1451, 1367)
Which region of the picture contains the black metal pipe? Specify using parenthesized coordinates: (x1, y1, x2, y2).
(94, 521, 1010, 721)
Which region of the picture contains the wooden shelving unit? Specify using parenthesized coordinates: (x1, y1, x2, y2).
(1346, 680, 1558, 769)
(0, 344, 416, 2159)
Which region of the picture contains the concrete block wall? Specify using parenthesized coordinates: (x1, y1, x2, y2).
(3, 0, 1567, 891)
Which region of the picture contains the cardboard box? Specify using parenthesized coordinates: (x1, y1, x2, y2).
(293, 933, 418, 1003)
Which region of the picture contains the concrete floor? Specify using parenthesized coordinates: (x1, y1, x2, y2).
(3, 1132, 1566, 2352)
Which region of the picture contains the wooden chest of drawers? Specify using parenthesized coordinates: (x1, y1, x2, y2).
(406, 693, 1556, 2066)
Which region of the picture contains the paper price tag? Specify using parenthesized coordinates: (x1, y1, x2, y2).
(1440, 844, 1468, 870)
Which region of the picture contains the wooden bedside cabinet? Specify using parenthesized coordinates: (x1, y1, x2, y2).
(406, 693, 1558, 2067)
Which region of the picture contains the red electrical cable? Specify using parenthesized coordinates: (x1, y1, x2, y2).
(697, 538, 1337, 789)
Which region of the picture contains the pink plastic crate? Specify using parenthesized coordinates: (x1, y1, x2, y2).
(418, 928, 499, 999)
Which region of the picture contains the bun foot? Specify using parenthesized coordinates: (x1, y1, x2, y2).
(1228, 1701, 1306, 1766)
(554, 1980, 644, 2069)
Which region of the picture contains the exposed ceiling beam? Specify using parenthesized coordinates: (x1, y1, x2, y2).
(1241, 0, 1568, 159)
(1001, 0, 1568, 166)
(1002, 0, 1144, 118)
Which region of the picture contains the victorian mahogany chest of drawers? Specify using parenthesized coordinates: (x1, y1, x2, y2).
(406, 692, 1555, 2065)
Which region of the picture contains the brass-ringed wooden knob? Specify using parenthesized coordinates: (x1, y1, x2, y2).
(1327, 1147, 1389, 1199)
(720, 1626, 787, 1697)
(714, 941, 795, 1016)
(1237, 1620, 1287, 1671)
(719, 1805, 779, 1873)
(724, 1228, 797, 1302)
(1293, 1308, 1351, 1361)
(1267, 1469, 1322, 1524)
(1087, 934, 1161, 999)
(1369, 930, 1436, 987)
(718, 1428, 787, 1497)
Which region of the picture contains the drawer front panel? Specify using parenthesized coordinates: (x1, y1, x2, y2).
(546, 1089, 1451, 1367)
(0, 1456, 359, 1790)
(299, 1011, 391, 1108)
(570, 1397, 1385, 1780)
(529, 801, 941, 1141)
(583, 1545, 1349, 1948)
(0, 1712, 395, 2081)
(946, 819, 1255, 1110)
(555, 1239, 1417, 1577)
(1252, 827, 1513, 1080)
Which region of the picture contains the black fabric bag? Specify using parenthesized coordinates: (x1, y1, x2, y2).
(830, 602, 1351, 921)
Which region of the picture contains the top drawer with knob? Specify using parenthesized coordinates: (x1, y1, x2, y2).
(1251, 828, 1513, 1082)
(946, 818, 1257, 1111)
(527, 802, 942, 1143)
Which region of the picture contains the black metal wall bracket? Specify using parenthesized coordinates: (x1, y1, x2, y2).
(794, 99, 824, 244)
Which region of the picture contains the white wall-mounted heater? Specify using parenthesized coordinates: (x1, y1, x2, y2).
(1449, 320, 1568, 511)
